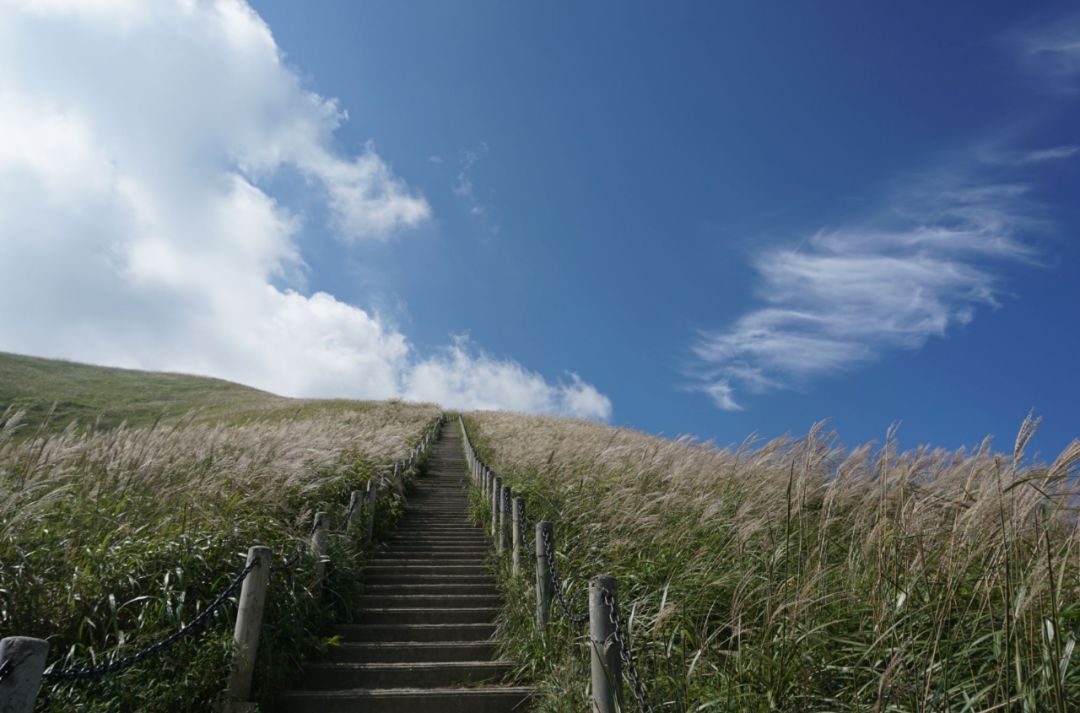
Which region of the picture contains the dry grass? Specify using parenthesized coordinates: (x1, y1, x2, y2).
(1, 400, 441, 711)
(466, 411, 1080, 712)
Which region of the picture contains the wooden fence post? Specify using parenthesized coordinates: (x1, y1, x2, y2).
(512, 497, 525, 576)
(346, 490, 362, 534)
(0, 637, 49, 713)
(366, 481, 378, 544)
(225, 545, 272, 708)
(535, 522, 554, 628)
(499, 488, 512, 556)
(311, 512, 329, 594)
(589, 575, 621, 713)
(491, 477, 502, 538)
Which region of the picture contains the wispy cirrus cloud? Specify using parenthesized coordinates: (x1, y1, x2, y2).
(692, 176, 1042, 411)
(1013, 13, 1080, 91)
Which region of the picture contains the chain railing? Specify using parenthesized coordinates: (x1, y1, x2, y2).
(43, 557, 260, 681)
(541, 524, 589, 625)
(0, 414, 446, 713)
(458, 416, 656, 713)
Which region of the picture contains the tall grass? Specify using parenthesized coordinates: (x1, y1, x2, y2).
(0, 401, 440, 712)
(465, 412, 1080, 712)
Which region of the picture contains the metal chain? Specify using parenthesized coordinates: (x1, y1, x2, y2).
(601, 588, 654, 713)
(519, 510, 537, 559)
(43, 557, 260, 681)
(542, 526, 589, 625)
(280, 546, 303, 570)
(0, 658, 13, 685)
(340, 494, 359, 532)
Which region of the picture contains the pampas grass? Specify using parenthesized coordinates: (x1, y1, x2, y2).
(466, 411, 1080, 712)
(0, 401, 440, 712)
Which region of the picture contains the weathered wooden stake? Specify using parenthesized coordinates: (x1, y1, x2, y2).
(511, 497, 525, 576)
(499, 487, 512, 555)
(535, 521, 554, 628)
(0, 637, 49, 713)
(311, 512, 329, 594)
(366, 481, 378, 543)
(589, 575, 621, 713)
(346, 490, 362, 534)
(225, 545, 272, 707)
(492, 475, 503, 537)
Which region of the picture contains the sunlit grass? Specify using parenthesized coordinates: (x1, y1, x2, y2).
(466, 412, 1080, 712)
(1, 399, 441, 712)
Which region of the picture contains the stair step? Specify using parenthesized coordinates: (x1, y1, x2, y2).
(358, 594, 501, 608)
(363, 583, 498, 595)
(337, 622, 496, 642)
(326, 641, 498, 663)
(364, 564, 490, 576)
(278, 686, 532, 713)
(357, 607, 498, 624)
(364, 573, 496, 586)
(304, 661, 514, 688)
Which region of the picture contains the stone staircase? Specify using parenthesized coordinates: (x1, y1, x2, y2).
(278, 423, 531, 713)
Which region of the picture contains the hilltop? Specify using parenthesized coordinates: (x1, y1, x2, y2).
(0, 351, 379, 432)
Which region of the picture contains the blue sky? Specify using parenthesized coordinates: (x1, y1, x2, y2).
(1, 1, 1078, 458)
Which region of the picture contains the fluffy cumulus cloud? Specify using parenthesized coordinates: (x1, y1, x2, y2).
(693, 177, 1040, 411)
(403, 338, 611, 420)
(0, 0, 610, 420)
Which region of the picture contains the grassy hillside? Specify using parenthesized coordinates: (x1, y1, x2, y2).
(0, 351, 293, 432)
(0, 352, 442, 711)
(465, 412, 1080, 712)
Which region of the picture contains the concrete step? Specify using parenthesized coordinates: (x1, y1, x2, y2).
(356, 607, 498, 624)
(304, 660, 514, 688)
(358, 594, 501, 608)
(368, 555, 487, 565)
(277, 686, 532, 713)
(362, 584, 497, 597)
(326, 641, 498, 663)
(376, 552, 488, 562)
(387, 535, 488, 543)
(364, 573, 496, 586)
(364, 564, 490, 576)
(337, 622, 496, 642)
(383, 544, 488, 551)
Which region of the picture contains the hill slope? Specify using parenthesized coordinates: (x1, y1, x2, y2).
(0, 350, 291, 430)
(1, 351, 442, 712)
(463, 411, 1080, 711)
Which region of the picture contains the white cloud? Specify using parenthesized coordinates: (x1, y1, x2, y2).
(1014, 14, 1080, 90)
(404, 338, 612, 420)
(0, 0, 609, 421)
(692, 178, 1038, 411)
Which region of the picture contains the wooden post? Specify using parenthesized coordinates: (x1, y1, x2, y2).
(491, 477, 502, 539)
(0, 637, 49, 713)
(225, 546, 272, 706)
(366, 481, 378, 544)
(512, 497, 525, 576)
(535, 522, 554, 628)
(499, 487, 512, 555)
(346, 490, 362, 534)
(311, 512, 329, 594)
(589, 575, 621, 713)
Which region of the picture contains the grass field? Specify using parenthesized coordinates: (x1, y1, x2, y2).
(465, 412, 1080, 712)
(0, 352, 441, 711)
